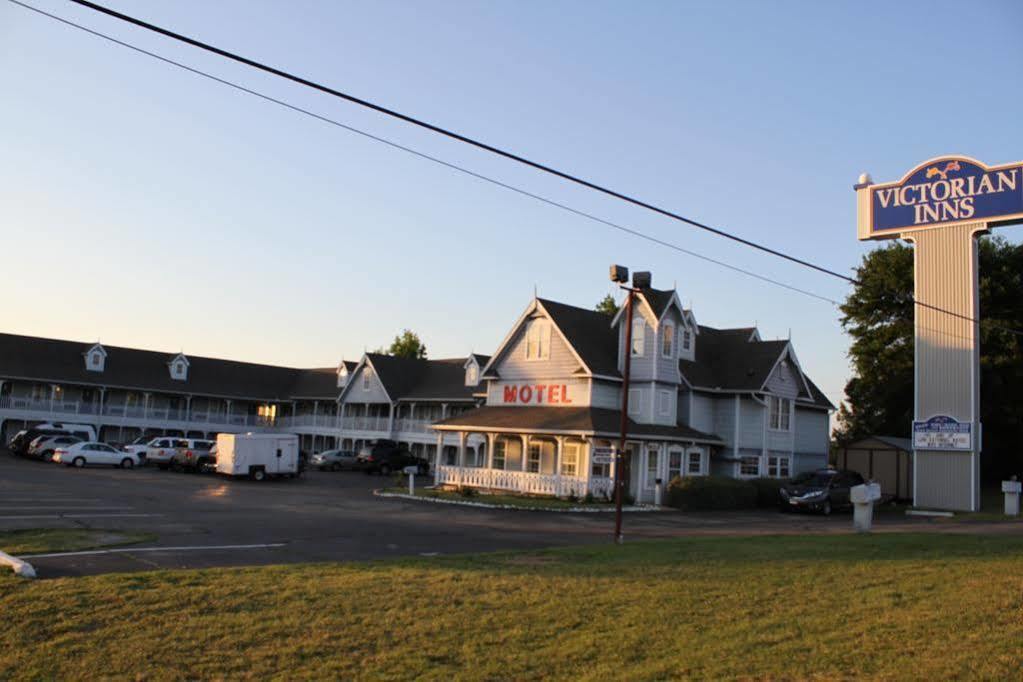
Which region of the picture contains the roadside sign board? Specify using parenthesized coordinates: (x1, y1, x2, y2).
(912, 415, 973, 451)
(591, 447, 615, 465)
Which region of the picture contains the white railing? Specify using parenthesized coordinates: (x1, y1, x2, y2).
(435, 465, 592, 498)
(0, 397, 277, 430)
(341, 416, 390, 432)
(278, 414, 340, 428)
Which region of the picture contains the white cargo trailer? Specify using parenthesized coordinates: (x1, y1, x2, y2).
(215, 433, 299, 481)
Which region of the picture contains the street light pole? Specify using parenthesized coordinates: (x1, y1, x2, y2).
(614, 286, 636, 545)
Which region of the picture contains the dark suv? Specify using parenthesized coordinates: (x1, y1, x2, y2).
(356, 440, 427, 475)
(779, 469, 866, 515)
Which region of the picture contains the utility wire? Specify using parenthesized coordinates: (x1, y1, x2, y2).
(8, 0, 840, 307)
(11, 0, 1023, 338)
(64, 0, 854, 284)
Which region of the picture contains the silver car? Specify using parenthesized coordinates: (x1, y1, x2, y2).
(310, 449, 359, 471)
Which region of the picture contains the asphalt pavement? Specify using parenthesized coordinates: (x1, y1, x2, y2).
(0, 452, 1014, 578)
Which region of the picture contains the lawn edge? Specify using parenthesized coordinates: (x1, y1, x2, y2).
(374, 488, 661, 512)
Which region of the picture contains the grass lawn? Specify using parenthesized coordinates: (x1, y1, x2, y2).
(2, 533, 1022, 680)
(0, 528, 155, 556)
(384, 486, 617, 509)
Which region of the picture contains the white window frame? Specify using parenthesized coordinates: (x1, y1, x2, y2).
(658, 390, 671, 416)
(525, 320, 551, 361)
(681, 328, 692, 351)
(687, 450, 703, 475)
(661, 323, 674, 358)
(739, 454, 760, 477)
(466, 364, 478, 385)
(768, 396, 792, 431)
(767, 453, 791, 479)
(561, 442, 580, 477)
(627, 388, 642, 416)
(362, 370, 370, 391)
(668, 449, 683, 480)
(493, 439, 506, 470)
(631, 319, 645, 357)
(527, 443, 541, 473)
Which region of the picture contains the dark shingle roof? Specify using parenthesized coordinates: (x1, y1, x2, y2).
(537, 299, 620, 377)
(800, 376, 835, 410)
(433, 405, 724, 442)
(638, 288, 676, 319)
(0, 333, 339, 400)
(365, 353, 476, 401)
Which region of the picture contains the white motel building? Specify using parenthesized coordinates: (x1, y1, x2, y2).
(0, 287, 832, 503)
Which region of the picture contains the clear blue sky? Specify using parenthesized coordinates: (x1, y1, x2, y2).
(2, 0, 1022, 416)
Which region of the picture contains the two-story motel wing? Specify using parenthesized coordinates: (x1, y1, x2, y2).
(431, 289, 833, 503)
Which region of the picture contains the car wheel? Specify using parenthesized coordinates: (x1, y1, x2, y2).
(821, 499, 832, 516)
(251, 468, 266, 482)
(120, 458, 134, 469)
(43, 450, 53, 461)
(331, 463, 340, 472)
(73, 457, 86, 468)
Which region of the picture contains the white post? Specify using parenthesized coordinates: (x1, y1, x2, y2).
(434, 431, 444, 485)
(555, 436, 564, 497)
(409, 471, 415, 496)
(388, 402, 395, 436)
(1003, 479, 1021, 516)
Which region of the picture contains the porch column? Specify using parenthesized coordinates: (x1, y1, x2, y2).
(143, 392, 151, 420)
(387, 402, 395, 436)
(441, 402, 448, 419)
(486, 432, 496, 489)
(97, 387, 106, 425)
(185, 395, 192, 423)
(521, 435, 529, 472)
(313, 400, 319, 425)
(458, 431, 467, 467)
(434, 431, 444, 485)
(555, 436, 564, 496)
(50, 384, 57, 411)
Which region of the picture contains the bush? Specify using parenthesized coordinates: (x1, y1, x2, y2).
(583, 491, 596, 505)
(458, 485, 478, 498)
(665, 475, 757, 511)
(749, 477, 784, 508)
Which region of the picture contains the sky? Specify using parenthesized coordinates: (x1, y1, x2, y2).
(2, 0, 1022, 418)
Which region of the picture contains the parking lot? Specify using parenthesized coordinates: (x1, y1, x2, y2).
(2, 451, 1015, 578)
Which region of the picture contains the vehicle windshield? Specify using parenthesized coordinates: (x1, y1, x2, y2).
(790, 471, 835, 487)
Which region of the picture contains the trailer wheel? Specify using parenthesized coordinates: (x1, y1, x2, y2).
(250, 467, 266, 482)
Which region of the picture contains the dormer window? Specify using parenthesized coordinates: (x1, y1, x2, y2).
(168, 354, 189, 381)
(84, 343, 107, 372)
(631, 319, 645, 357)
(466, 363, 478, 386)
(525, 320, 551, 360)
(662, 323, 674, 358)
(337, 364, 349, 388)
(682, 329, 692, 351)
(362, 368, 371, 391)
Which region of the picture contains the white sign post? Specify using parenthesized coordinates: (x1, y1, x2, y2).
(856, 157, 1023, 511)
(403, 465, 418, 495)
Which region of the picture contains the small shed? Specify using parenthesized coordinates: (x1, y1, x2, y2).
(837, 436, 913, 501)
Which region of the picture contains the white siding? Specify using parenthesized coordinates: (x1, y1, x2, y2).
(739, 398, 764, 449)
(345, 365, 390, 404)
(590, 380, 621, 410)
(688, 392, 715, 434)
(654, 308, 683, 384)
(495, 317, 583, 380)
(713, 398, 736, 452)
(794, 408, 829, 456)
(617, 309, 657, 382)
(764, 358, 802, 399)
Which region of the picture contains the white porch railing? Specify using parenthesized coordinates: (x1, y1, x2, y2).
(436, 465, 597, 498)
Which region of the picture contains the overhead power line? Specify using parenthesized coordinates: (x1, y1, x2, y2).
(64, 0, 854, 284)
(9, 0, 1023, 338)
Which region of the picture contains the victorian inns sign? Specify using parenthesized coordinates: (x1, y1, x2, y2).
(858, 157, 1023, 238)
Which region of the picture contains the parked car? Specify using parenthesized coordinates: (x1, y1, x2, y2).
(54, 442, 141, 469)
(9, 423, 96, 457)
(27, 434, 84, 461)
(170, 439, 216, 472)
(357, 440, 426, 475)
(311, 449, 359, 471)
(145, 437, 190, 469)
(123, 435, 157, 459)
(779, 469, 866, 515)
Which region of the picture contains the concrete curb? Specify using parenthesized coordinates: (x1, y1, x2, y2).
(374, 489, 661, 513)
(0, 550, 37, 579)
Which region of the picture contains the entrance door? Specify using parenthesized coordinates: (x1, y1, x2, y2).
(642, 445, 660, 503)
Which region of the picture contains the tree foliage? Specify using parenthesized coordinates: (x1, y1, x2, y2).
(595, 294, 620, 316)
(836, 237, 1023, 480)
(383, 329, 427, 359)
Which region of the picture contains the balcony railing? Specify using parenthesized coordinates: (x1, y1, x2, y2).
(0, 396, 275, 429)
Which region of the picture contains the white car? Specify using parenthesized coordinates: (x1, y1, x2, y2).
(145, 437, 189, 469)
(123, 435, 157, 459)
(27, 435, 83, 461)
(54, 442, 141, 469)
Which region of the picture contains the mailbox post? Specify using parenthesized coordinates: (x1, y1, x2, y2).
(404, 465, 419, 495)
(1002, 478, 1021, 516)
(850, 482, 882, 532)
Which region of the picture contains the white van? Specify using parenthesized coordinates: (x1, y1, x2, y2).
(215, 433, 299, 481)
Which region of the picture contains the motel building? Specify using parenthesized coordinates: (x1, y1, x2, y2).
(429, 290, 833, 503)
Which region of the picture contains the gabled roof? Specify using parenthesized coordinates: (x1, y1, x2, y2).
(0, 332, 340, 401)
(288, 367, 339, 399)
(362, 353, 478, 402)
(536, 299, 620, 378)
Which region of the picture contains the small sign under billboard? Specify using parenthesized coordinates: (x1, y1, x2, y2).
(591, 446, 615, 465)
(913, 415, 973, 451)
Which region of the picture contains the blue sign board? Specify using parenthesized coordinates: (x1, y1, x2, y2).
(912, 415, 973, 451)
(869, 157, 1023, 236)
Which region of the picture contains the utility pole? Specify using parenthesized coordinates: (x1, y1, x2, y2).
(610, 265, 650, 545)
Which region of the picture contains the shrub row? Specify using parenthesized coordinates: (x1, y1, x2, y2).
(665, 475, 783, 511)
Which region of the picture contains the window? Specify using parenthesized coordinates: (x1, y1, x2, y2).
(687, 451, 702, 475)
(668, 450, 683, 480)
(767, 454, 791, 478)
(493, 440, 506, 470)
(658, 390, 671, 416)
(646, 447, 659, 485)
(527, 443, 541, 473)
(681, 328, 692, 351)
(466, 364, 478, 385)
(91, 354, 100, 367)
(591, 442, 611, 478)
(631, 320, 645, 356)
(628, 388, 642, 416)
(662, 323, 674, 358)
(362, 370, 370, 391)
(525, 320, 551, 360)
(740, 454, 760, 477)
(561, 442, 580, 476)
(769, 396, 791, 431)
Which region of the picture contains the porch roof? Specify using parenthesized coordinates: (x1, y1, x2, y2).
(432, 405, 724, 444)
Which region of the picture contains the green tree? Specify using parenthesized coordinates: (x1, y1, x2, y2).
(383, 329, 427, 359)
(595, 293, 620, 316)
(836, 237, 1023, 480)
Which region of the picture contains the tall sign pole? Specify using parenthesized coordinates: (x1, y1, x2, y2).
(855, 156, 1023, 511)
(614, 287, 636, 545)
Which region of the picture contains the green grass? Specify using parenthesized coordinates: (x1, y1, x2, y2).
(386, 486, 615, 509)
(0, 528, 155, 556)
(2, 533, 1022, 680)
